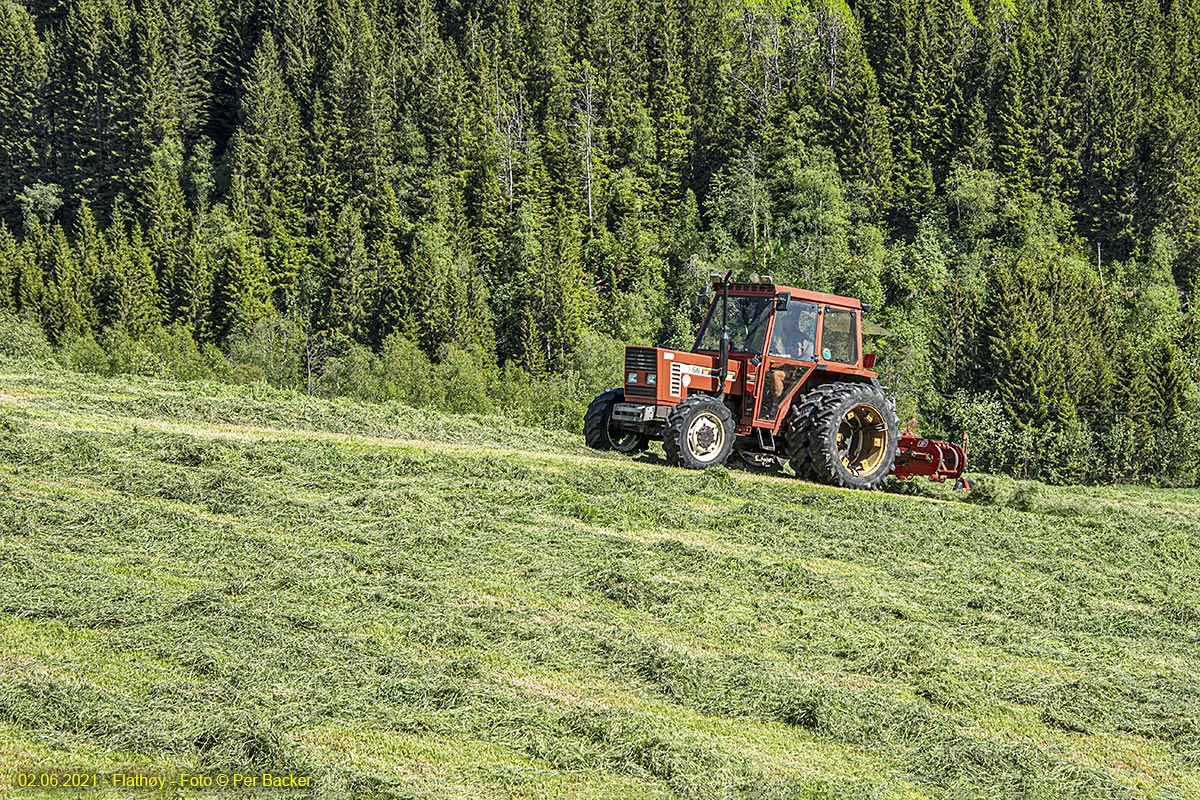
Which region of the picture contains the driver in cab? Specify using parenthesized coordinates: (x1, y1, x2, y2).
(766, 310, 816, 415)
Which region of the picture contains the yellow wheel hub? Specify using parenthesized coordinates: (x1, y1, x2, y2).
(836, 403, 890, 476)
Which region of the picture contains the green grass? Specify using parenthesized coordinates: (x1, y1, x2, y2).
(1, 366, 1198, 799)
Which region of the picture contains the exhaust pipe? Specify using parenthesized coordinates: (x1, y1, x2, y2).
(717, 271, 731, 397)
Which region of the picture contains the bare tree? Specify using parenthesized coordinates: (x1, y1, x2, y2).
(493, 49, 526, 210)
(815, 3, 844, 88)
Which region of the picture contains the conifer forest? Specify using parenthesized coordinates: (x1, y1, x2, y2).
(1, 0, 1199, 484)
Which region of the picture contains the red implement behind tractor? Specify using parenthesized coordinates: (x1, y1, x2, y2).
(893, 434, 968, 482)
(585, 273, 966, 489)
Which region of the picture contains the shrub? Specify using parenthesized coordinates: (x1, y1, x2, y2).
(61, 325, 229, 385)
(0, 310, 54, 365)
(202, 343, 233, 382)
(146, 324, 212, 381)
(437, 343, 491, 415)
(323, 342, 383, 402)
(377, 333, 443, 409)
(1137, 400, 1200, 486)
(62, 334, 109, 374)
(529, 370, 593, 433)
(230, 363, 263, 385)
(227, 315, 304, 390)
(566, 329, 625, 398)
(490, 361, 536, 417)
(101, 327, 164, 377)
(940, 390, 1016, 475)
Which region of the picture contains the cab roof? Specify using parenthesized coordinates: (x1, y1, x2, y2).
(717, 281, 864, 310)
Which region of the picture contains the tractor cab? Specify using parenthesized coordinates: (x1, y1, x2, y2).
(688, 275, 877, 432)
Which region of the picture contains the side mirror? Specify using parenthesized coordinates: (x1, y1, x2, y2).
(775, 292, 790, 311)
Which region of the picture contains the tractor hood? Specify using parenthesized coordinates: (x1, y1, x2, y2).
(622, 346, 741, 405)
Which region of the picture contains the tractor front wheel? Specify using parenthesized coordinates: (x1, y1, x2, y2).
(663, 395, 735, 469)
(584, 388, 649, 454)
(801, 383, 898, 490)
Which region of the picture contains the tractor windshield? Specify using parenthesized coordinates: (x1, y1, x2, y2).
(694, 296, 773, 354)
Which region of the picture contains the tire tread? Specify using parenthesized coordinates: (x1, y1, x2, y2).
(785, 383, 851, 480)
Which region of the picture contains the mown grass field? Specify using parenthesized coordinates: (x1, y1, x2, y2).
(1, 366, 1198, 799)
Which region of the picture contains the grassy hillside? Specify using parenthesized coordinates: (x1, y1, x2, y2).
(1, 367, 1198, 799)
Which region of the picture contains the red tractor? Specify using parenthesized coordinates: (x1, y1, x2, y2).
(584, 274, 966, 490)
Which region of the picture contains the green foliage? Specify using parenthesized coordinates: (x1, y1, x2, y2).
(16, 183, 62, 230)
(377, 332, 444, 409)
(320, 341, 384, 401)
(945, 163, 1002, 243)
(0, 1, 45, 226)
(100, 327, 166, 377)
(0, 309, 53, 364)
(0, 0, 1197, 484)
(145, 324, 216, 381)
(62, 334, 110, 374)
(436, 343, 493, 416)
(226, 314, 305, 390)
(940, 390, 1016, 475)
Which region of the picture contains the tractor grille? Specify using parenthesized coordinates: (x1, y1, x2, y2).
(625, 347, 657, 372)
(624, 348, 658, 400)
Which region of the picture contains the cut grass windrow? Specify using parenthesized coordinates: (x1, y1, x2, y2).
(1, 368, 1198, 799)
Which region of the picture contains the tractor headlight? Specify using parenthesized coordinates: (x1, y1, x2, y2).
(647, 373, 656, 385)
(627, 372, 638, 384)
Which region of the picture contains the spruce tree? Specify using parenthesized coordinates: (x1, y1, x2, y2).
(98, 212, 162, 336)
(0, 222, 20, 310)
(216, 224, 272, 335)
(0, 1, 46, 227)
(46, 0, 142, 213)
(984, 250, 1072, 430)
(324, 203, 373, 344)
(230, 31, 306, 303)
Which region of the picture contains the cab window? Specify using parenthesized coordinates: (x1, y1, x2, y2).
(769, 302, 819, 361)
(694, 296, 773, 354)
(821, 308, 858, 364)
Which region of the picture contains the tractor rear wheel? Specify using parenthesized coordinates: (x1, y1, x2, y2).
(584, 388, 649, 453)
(801, 383, 898, 490)
(784, 385, 840, 480)
(663, 395, 734, 469)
